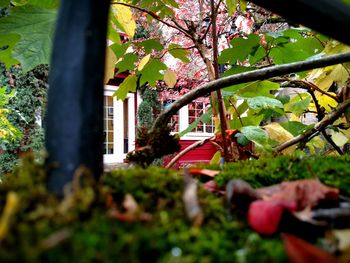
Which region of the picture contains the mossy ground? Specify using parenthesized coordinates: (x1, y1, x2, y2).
(0, 154, 349, 262)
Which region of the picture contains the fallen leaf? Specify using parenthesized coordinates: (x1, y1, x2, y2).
(188, 168, 220, 178)
(282, 233, 337, 263)
(257, 179, 339, 210)
(248, 200, 296, 235)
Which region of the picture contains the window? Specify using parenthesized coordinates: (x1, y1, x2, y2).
(104, 96, 114, 154)
(188, 101, 214, 133)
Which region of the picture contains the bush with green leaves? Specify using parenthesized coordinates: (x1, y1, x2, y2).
(0, 63, 47, 174)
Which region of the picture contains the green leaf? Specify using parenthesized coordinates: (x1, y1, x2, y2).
(110, 42, 130, 59)
(238, 80, 280, 98)
(179, 108, 213, 137)
(0, 0, 10, 8)
(280, 121, 309, 136)
(0, 34, 20, 68)
(226, 0, 237, 16)
(218, 34, 260, 64)
(163, 0, 179, 8)
(247, 96, 284, 112)
(240, 125, 268, 147)
(168, 43, 190, 63)
(269, 29, 324, 64)
(114, 74, 137, 100)
(284, 94, 311, 116)
(0, 6, 57, 72)
(115, 53, 138, 74)
(140, 39, 163, 53)
(235, 132, 250, 146)
(108, 20, 121, 45)
(27, 0, 59, 8)
(139, 59, 167, 86)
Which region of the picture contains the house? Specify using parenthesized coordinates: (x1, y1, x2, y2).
(103, 79, 217, 167)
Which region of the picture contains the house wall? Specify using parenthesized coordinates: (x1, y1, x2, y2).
(163, 139, 217, 169)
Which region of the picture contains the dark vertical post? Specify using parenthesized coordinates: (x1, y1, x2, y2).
(46, 0, 110, 195)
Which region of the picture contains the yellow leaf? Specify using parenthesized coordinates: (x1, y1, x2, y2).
(330, 130, 349, 147)
(264, 123, 296, 155)
(306, 136, 325, 154)
(112, 4, 136, 38)
(104, 47, 117, 84)
(210, 151, 221, 165)
(324, 40, 350, 55)
(138, 54, 151, 71)
(329, 64, 349, 84)
(164, 69, 177, 88)
(318, 93, 338, 111)
(289, 113, 300, 122)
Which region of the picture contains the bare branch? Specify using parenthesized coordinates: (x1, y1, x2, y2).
(152, 52, 350, 131)
(111, 2, 193, 39)
(165, 137, 214, 168)
(274, 98, 350, 153)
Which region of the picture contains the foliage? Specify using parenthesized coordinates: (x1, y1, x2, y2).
(103, 0, 350, 164)
(0, 86, 21, 143)
(0, 154, 349, 262)
(137, 87, 162, 129)
(0, 2, 58, 72)
(0, 63, 47, 174)
(1, 0, 350, 164)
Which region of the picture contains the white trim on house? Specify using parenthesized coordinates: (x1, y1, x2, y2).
(103, 85, 135, 164)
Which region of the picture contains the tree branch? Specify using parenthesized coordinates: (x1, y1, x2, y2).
(211, 0, 230, 162)
(305, 84, 344, 155)
(111, 2, 193, 39)
(152, 52, 350, 131)
(274, 98, 350, 153)
(165, 136, 214, 168)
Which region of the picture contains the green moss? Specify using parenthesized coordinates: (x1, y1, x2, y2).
(0, 155, 349, 262)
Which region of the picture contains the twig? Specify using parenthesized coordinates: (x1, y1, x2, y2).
(111, 2, 193, 39)
(158, 45, 196, 59)
(211, 0, 230, 162)
(152, 52, 350, 131)
(165, 136, 214, 168)
(305, 84, 344, 155)
(229, 99, 244, 127)
(274, 98, 350, 153)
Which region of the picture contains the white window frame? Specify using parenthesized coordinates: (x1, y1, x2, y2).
(103, 85, 135, 164)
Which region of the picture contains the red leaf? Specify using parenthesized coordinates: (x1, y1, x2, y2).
(248, 200, 296, 235)
(282, 233, 337, 263)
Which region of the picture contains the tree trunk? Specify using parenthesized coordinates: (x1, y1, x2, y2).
(46, 0, 110, 196)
